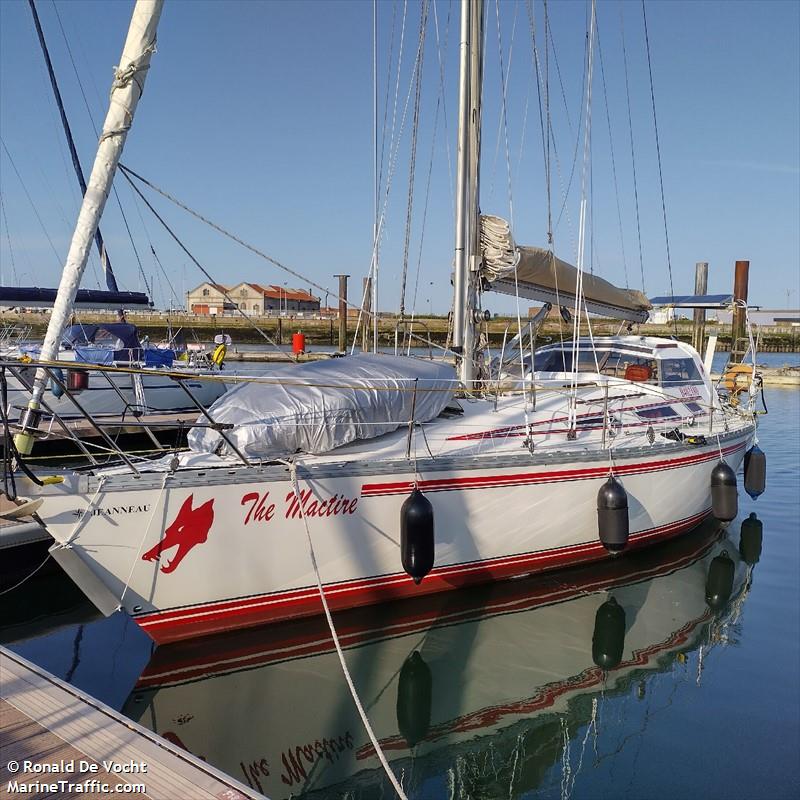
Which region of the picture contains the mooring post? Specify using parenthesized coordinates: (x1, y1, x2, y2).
(692, 262, 708, 354)
(334, 274, 350, 352)
(731, 260, 750, 362)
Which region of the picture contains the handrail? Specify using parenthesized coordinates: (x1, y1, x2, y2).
(5, 363, 99, 466)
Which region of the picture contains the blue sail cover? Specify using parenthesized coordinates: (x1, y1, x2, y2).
(64, 323, 143, 362)
(63, 323, 141, 350)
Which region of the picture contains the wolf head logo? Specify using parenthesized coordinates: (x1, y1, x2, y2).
(142, 495, 215, 574)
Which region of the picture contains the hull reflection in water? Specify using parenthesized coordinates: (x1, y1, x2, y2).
(124, 520, 753, 799)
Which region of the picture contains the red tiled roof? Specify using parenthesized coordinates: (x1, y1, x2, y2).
(261, 286, 318, 302)
(192, 283, 318, 302)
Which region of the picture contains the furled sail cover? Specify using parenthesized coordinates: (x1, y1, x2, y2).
(188, 354, 456, 459)
(479, 215, 651, 322)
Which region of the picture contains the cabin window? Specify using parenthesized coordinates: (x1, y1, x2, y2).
(660, 358, 703, 385)
(636, 405, 679, 420)
(535, 348, 600, 373)
(600, 351, 658, 383)
(685, 401, 704, 414)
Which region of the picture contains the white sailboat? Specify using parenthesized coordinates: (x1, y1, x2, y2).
(2, 320, 226, 422)
(13, 0, 761, 645)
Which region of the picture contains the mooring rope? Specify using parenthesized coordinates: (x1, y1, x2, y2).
(0, 552, 52, 596)
(288, 460, 408, 800)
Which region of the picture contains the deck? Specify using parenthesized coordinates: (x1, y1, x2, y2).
(0, 647, 264, 799)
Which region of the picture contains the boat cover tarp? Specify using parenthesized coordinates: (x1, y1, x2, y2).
(144, 348, 175, 367)
(74, 348, 114, 365)
(188, 354, 457, 459)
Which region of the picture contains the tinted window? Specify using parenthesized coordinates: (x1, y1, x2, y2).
(535, 348, 600, 372)
(660, 358, 703, 385)
(636, 405, 679, 420)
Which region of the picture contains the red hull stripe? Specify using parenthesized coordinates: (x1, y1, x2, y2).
(136, 508, 711, 644)
(361, 441, 743, 497)
(445, 397, 702, 441)
(135, 532, 717, 689)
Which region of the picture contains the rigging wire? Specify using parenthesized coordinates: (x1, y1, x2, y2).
(641, 0, 677, 333)
(117, 166, 290, 356)
(352, 1, 440, 352)
(620, 2, 646, 295)
(0, 194, 20, 284)
(488, 0, 519, 204)
(432, 0, 455, 216)
(595, 14, 630, 288)
(127, 187, 181, 308)
(409, 1, 452, 324)
(569, 0, 598, 428)
(383, 0, 410, 204)
(526, 0, 568, 357)
(0, 137, 66, 270)
(495, 0, 533, 428)
(51, 0, 152, 298)
(120, 162, 444, 356)
(399, 0, 429, 317)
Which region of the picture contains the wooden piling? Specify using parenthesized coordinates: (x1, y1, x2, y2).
(731, 260, 750, 362)
(692, 261, 708, 354)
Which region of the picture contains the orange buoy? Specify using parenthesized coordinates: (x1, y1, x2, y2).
(292, 332, 306, 354)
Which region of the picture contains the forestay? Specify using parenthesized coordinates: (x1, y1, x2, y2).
(188, 354, 456, 459)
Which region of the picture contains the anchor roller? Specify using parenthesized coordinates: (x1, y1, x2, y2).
(710, 461, 738, 522)
(597, 475, 629, 552)
(743, 445, 766, 500)
(401, 487, 435, 584)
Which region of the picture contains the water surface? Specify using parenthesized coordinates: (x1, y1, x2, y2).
(3, 380, 798, 800)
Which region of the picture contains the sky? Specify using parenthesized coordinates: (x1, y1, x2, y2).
(0, 0, 798, 315)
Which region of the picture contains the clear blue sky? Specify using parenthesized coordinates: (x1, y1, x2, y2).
(1, 0, 798, 314)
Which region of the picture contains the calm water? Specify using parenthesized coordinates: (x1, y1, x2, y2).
(2, 365, 798, 800)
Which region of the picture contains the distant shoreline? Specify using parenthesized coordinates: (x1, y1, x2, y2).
(3, 309, 799, 351)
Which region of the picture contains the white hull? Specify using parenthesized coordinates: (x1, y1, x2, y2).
(123, 527, 748, 798)
(36, 410, 751, 643)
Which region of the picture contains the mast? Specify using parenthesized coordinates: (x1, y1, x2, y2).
(27, 0, 118, 292)
(15, 0, 164, 454)
(372, 0, 379, 352)
(452, 0, 483, 387)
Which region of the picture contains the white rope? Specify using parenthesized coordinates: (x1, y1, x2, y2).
(288, 460, 408, 800)
(119, 473, 170, 606)
(568, 0, 597, 430)
(0, 552, 52, 596)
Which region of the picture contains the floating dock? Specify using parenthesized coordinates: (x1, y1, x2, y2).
(0, 647, 264, 800)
